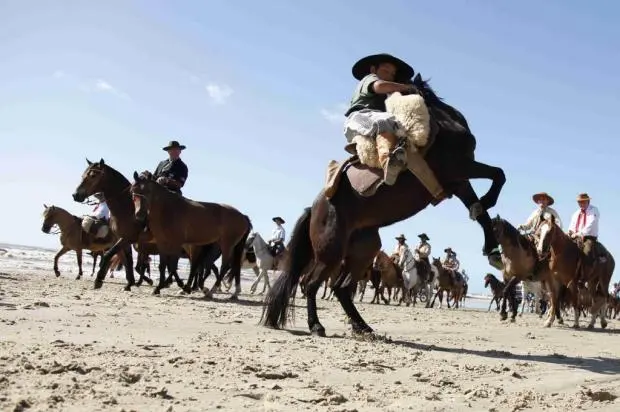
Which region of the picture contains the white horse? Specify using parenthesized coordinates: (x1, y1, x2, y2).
(246, 232, 284, 295)
(397, 248, 419, 306)
(521, 280, 544, 316)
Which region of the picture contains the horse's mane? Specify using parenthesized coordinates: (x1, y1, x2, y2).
(411, 75, 472, 135)
(494, 216, 534, 252)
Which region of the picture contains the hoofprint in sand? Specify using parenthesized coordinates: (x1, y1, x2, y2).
(1, 246, 619, 411)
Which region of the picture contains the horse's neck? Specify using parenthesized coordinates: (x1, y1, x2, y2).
(102, 170, 132, 218)
(252, 234, 270, 257)
(55, 209, 79, 230)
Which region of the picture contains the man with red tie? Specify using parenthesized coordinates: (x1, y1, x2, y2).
(568, 193, 600, 266)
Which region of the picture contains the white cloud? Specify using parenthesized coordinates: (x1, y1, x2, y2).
(320, 103, 348, 123)
(88, 79, 131, 100)
(205, 83, 233, 104)
(52, 70, 66, 79)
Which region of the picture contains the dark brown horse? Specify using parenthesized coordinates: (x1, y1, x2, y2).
(429, 258, 466, 309)
(131, 171, 252, 299)
(72, 159, 176, 292)
(537, 215, 614, 329)
(484, 273, 505, 311)
(261, 74, 506, 336)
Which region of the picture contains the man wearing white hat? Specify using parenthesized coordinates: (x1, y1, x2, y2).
(519, 192, 562, 234)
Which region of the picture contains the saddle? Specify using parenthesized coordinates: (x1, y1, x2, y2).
(324, 156, 383, 199)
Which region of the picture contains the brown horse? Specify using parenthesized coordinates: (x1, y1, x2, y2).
(72, 159, 189, 293)
(370, 250, 405, 305)
(261, 74, 507, 336)
(484, 273, 505, 311)
(430, 258, 466, 309)
(41, 204, 118, 279)
(537, 215, 614, 329)
(131, 171, 252, 299)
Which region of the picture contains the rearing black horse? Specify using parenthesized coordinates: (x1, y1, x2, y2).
(262, 73, 506, 336)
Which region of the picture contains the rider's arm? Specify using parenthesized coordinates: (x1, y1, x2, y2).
(520, 209, 538, 230)
(372, 80, 414, 95)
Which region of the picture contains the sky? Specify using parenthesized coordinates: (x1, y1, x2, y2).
(1, 0, 619, 293)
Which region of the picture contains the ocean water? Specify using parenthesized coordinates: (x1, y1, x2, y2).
(0, 243, 495, 310)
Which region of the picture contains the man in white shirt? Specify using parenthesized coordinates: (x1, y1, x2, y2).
(268, 217, 286, 257)
(414, 233, 432, 274)
(82, 193, 110, 240)
(519, 192, 562, 235)
(393, 234, 411, 270)
(568, 193, 600, 264)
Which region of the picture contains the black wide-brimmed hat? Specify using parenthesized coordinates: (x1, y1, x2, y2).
(162, 140, 186, 151)
(272, 216, 285, 224)
(395, 234, 407, 241)
(444, 247, 456, 255)
(352, 53, 414, 81)
(418, 233, 429, 241)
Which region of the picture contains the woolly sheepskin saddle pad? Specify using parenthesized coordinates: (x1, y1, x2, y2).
(352, 92, 431, 168)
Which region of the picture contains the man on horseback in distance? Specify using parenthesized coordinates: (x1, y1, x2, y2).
(393, 234, 411, 269)
(442, 247, 462, 284)
(568, 193, 602, 277)
(343, 53, 445, 201)
(268, 217, 286, 263)
(82, 192, 110, 241)
(153, 140, 189, 195)
(414, 233, 432, 274)
(519, 192, 562, 238)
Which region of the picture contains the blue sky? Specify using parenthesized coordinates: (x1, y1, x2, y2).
(1, 0, 618, 293)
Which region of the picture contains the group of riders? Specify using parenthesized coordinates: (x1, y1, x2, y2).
(518, 191, 604, 285)
(80, 140, 288, 261)
(79, 53, 607, 285)
(392, 232, 469, 287)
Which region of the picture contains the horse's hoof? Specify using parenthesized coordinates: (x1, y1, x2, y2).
(153, 288, 161, 295)
(76, 275, 82, 281)
(123, 285, 131, 292)
(310, 328, 326, 338)
(558, 319, 564, 325)
(183, 287, 192, 295)
(572, 324, 580, 329)
(229, 294, 239, 301)
(94, 280, 103, 290)
(601, 320, 608, 329)
(586, 324, 594, 330)
(510, 318, 516, 323)
(55, 272, 61, 278)
(145, 278, 154, 286)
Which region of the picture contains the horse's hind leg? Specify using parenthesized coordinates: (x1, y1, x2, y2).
(76, 249, 84, 280)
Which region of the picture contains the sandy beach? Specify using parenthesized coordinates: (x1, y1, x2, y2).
(1, 245, 619, 412)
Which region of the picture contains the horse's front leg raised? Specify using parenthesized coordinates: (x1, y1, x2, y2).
(460, 160, 506, 212)
(53, 247, 70, 277)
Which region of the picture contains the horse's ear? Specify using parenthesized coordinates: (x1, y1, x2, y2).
(133, 171, 140, 181)
(43, 203, 48, 209)
(86, 158, 93, 166)
(413, 73, 422, 84)
(99, 158, 105, 166)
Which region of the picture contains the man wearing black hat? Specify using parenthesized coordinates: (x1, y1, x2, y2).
(414, 233, 432, 273)
(268, 217, 286, 259)
(153, 140, 189, 195)
(343, 53, 445, 201)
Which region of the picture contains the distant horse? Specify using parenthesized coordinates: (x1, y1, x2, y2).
(245, 232, 288, 295)
(538, 215, 614, 329)
(131, 171, 251, 299)
(430, 258, 466, 309)
(41, 204, 118, 280)
(371, 250, 405, 305)
(484, 273, 505, 311)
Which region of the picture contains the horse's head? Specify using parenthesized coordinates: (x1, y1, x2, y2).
(130, 171, 156, 223)
(41, 204, 56, 233)
(372, 251, 386, 271)
(431, 257, 441, 267)
(491, 214, 514, 245)
(245, 231, 257, 248)
(73, 158, 108, 203)
(483, 273, 493, 288)
(537, 213, 558, 257)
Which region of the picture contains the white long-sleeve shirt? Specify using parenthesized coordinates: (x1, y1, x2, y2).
(522, 206, 562, 231)
(270, 225, 286, 243)
(92, 202, 110, 221)
(394, 243, 411, 268)
(568, 205, 599, 238)
(415, 242, 431, 258)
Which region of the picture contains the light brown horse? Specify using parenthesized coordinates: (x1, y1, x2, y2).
(370, 250, 405, 305)
(537, 214, 614, 329)
(41, 204, 119, 279)
(131, 171, 252, 299)
(430, 258, 466, 309)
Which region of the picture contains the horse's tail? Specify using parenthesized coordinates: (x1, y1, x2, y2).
(261, 207, 313, 329)
(230, 215, 253, 276)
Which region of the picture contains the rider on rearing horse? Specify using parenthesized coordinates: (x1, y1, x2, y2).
(343, 53, 445, 201)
